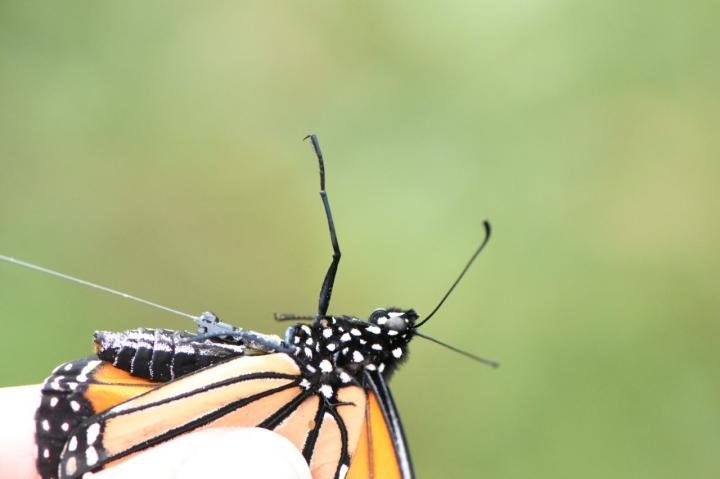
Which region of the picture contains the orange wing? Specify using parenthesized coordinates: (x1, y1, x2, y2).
(36, 357, 162, 479)
(56, 353, 368, 479)
(347, 371, 414, 479)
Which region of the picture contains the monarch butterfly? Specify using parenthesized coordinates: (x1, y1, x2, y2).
(9, 135, 497, 479)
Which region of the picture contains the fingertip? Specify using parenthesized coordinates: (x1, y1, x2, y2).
(90, 428, 311, 479)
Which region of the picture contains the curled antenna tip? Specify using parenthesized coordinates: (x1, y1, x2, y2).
(414, 220, 492, 328)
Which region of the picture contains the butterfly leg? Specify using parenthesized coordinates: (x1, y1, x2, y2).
(305, 134, 341, 318)
(273, 313, 317, 322)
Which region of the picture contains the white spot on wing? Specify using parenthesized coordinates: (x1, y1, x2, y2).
(49, 397, 59, 408)
(65, 457, 77, 476)
(86, 446, 98, 466)
(326, 343, 337, 351)
(352, 351, 364, 363)
(350, 328, 361, 336)
(61, 422, 70, 432)
(392, 347, 403, 358)
(76, 360, 100, 383)
(371, 343, 382, 351)
(68, 436, 78, 452)
(43, 448, 50, 459)
(70, 401, 81, 412)
(41, 420, 50, 431)
(322, 328, 333, 338)
(86, 423, 100, 445)
(319, 360, 333, 373)
(339, 463, 349, 479)
(340, 333, 351, 342)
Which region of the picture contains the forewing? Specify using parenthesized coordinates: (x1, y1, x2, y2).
(36, 357, 161, 479)
(346, 370, 414, 479)
(57, 353, 304, 478)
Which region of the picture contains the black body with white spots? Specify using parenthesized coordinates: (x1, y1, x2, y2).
(31, 136, 494, 479)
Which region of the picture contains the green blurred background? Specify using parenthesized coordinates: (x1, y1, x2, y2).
(1, 2, 718, 477)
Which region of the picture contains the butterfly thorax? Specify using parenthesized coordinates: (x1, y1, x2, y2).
(288, 308, 417, 399)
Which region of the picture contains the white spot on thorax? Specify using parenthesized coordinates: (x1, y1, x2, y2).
(326, 343, 337, 351)
(63, 363, 73, 371)
(41, 420, 50, 431)
(322, 328, 333, 338)
(340, 333, 351, 342)
(43, 448, 50, 459)
(49, 397, 59, 408)
(319, 385, 334, 398)
(371, 344, 382, 351)
(61, 422, 70, 432)
(70, 401, 81, 412)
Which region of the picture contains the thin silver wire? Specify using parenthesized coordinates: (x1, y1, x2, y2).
(0, 254, 198, 321)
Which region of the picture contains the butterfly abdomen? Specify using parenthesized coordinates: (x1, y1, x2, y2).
(94, 328, 246, 381)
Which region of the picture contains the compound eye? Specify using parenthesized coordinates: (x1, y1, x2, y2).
(384, 311, 408, 332)
(368, 309, 388, 323)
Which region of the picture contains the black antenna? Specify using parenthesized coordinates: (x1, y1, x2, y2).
(414, 220, 491, 328)
(305, 134, 342, 319)
(414, 331, 499, 368)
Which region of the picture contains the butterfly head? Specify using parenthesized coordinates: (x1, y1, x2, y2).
(367, 308, 418, 334)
